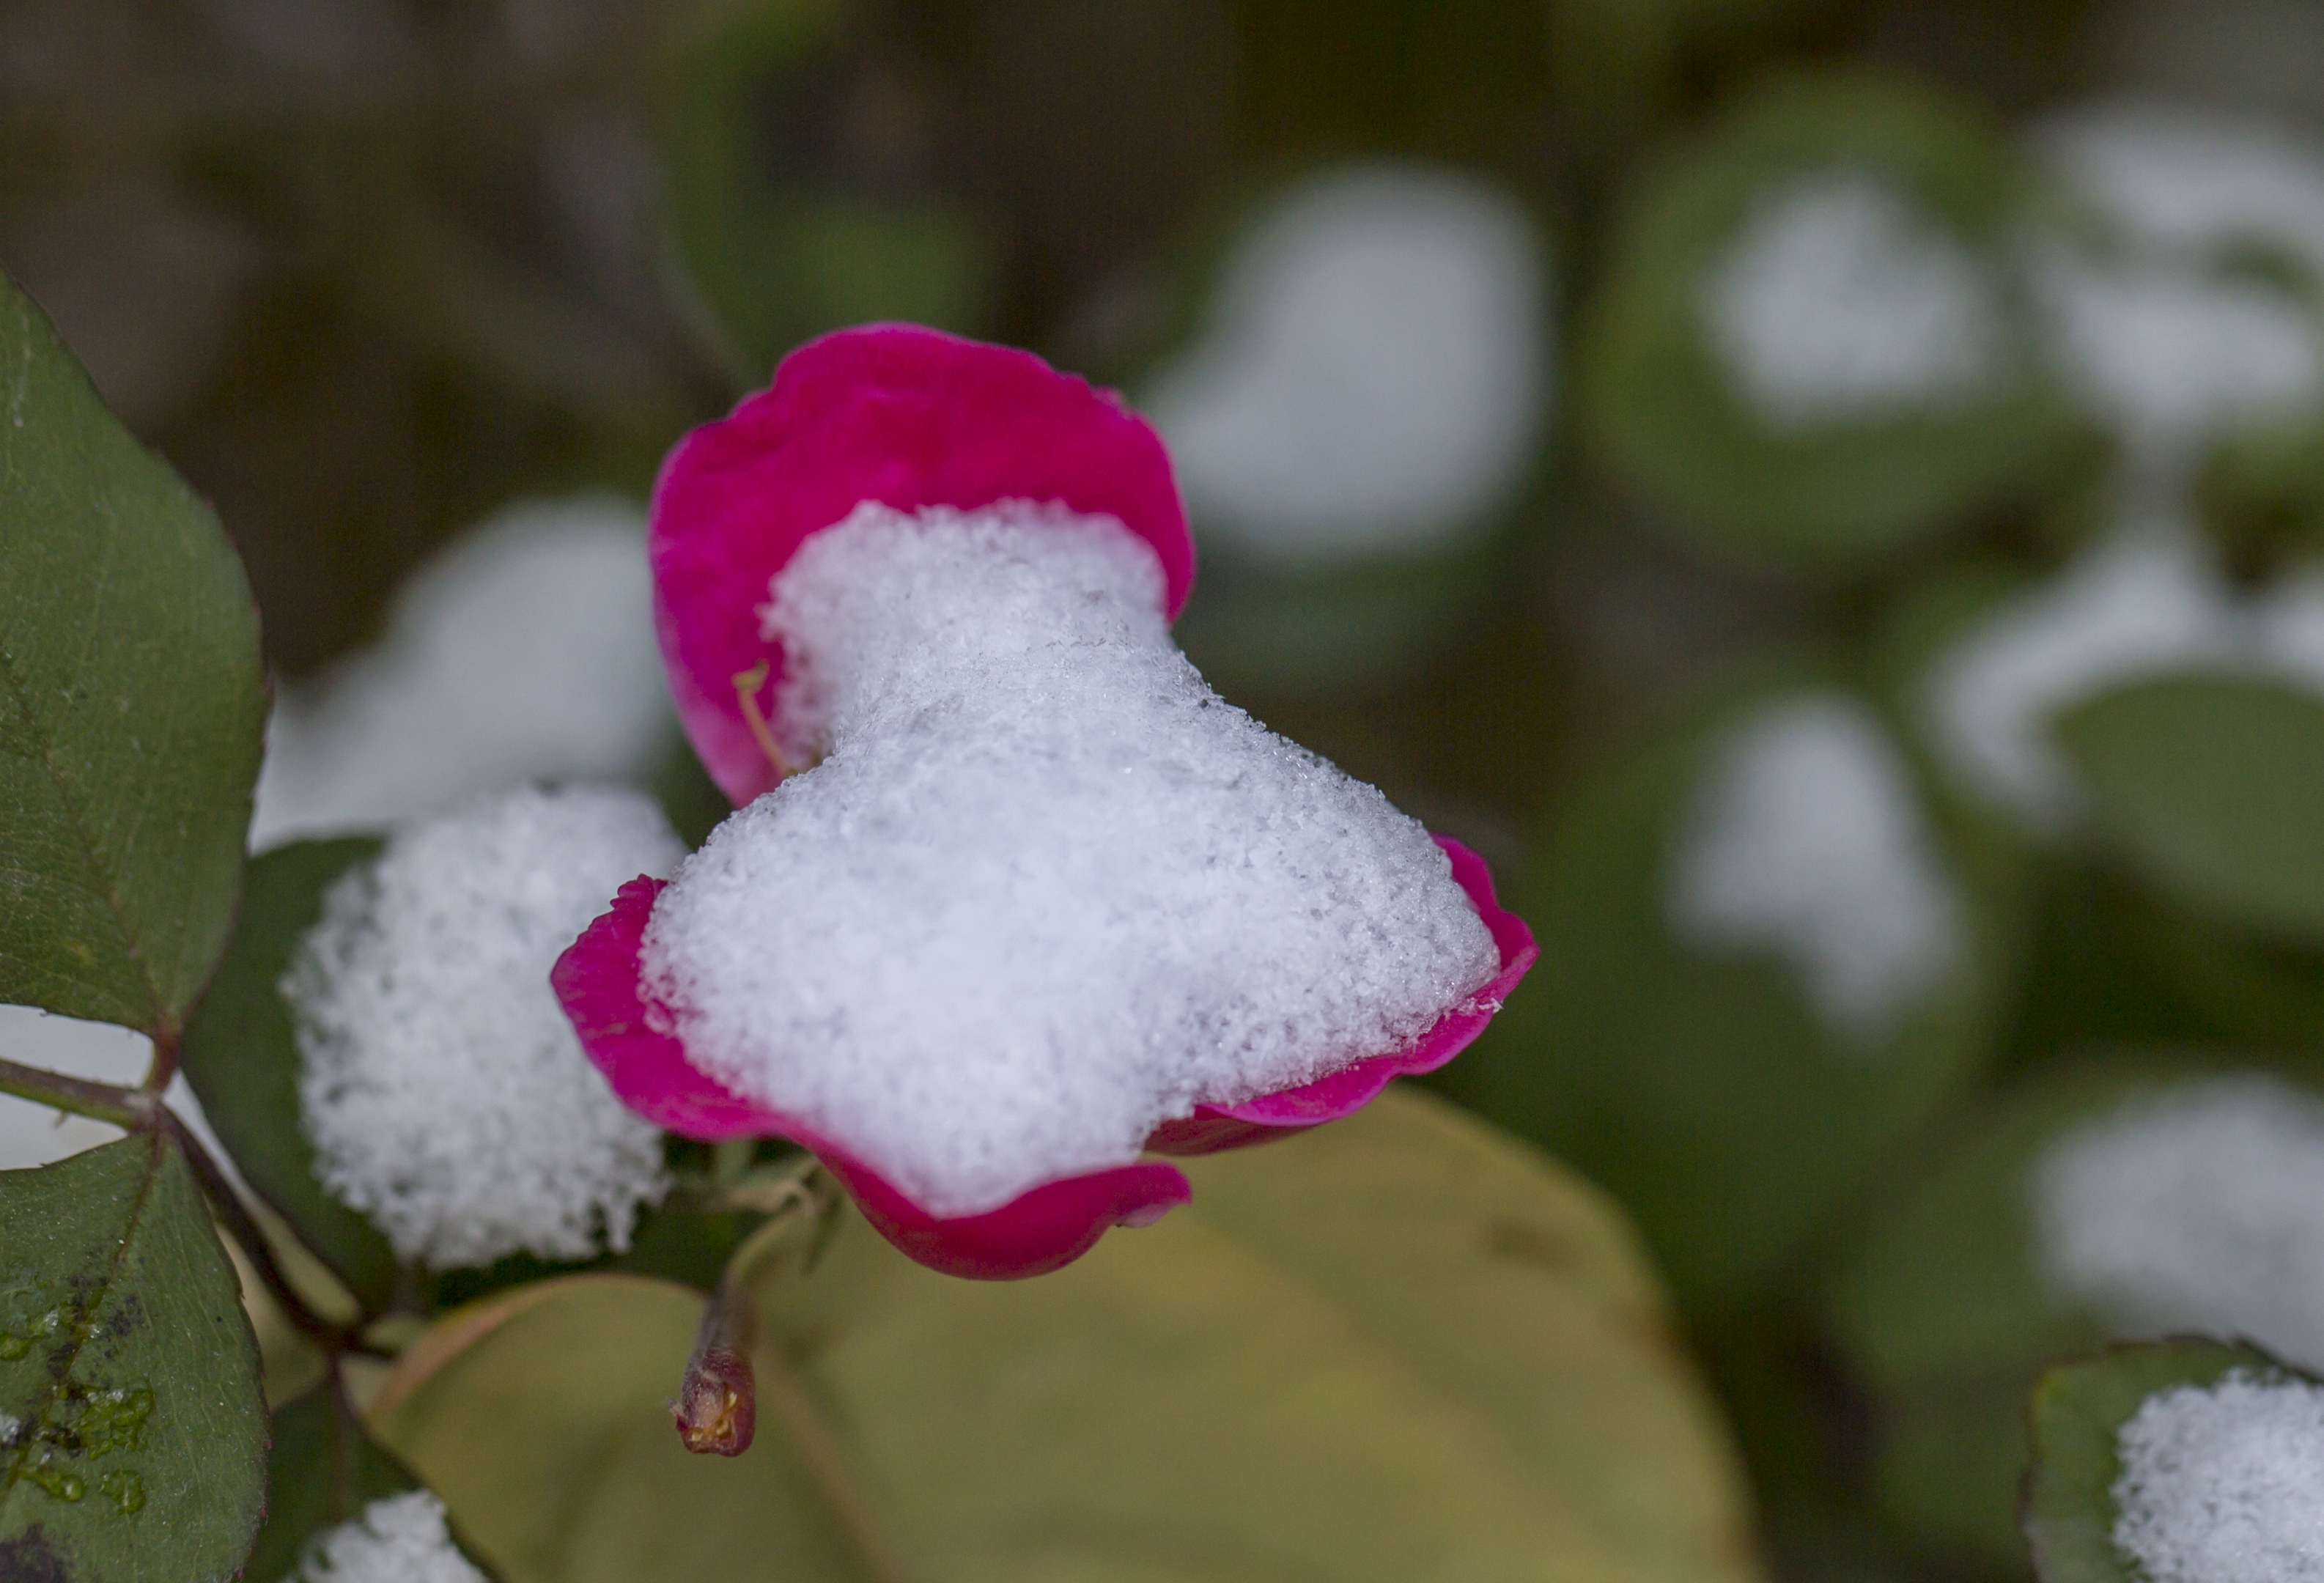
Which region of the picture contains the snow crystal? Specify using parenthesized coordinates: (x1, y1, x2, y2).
(1924, 525, 2238, 829)
(2036, 1077, 2324, 1369)
(289, 784, 680, 1266)
(2112, 1371, 2324, 1583)
(289, 1490, 487, 1583)
(641, 503, 1501, 1217)
(1667, 693, 1966, 1044)
(1699, 169, 2001, 428)
(1143, 165, 1545, 561)
(251, 496, 672, 849)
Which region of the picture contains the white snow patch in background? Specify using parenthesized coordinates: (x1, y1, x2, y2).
(290, 784, 680, 1267)
(1144, 164, 1545, 561)
(1924, 528, 2324, 830)
(2035, 1076, 2324, 1368)
(1667, 693, 1967, 1044)
(2034, 253, 2320, 467)
(642, 503, 1499, 1217)
(1699, 169, 2002, 428)
(2032, 105, 2324, 474)
(1923, 525, 2238, 830)
(2043, 102, 2324, 265)
(2112, 1372, 2324, 1583)
(291, 1490, 487, 1583)
(252, 495, 671, 849)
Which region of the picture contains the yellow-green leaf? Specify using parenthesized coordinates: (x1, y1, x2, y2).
(371, 1089, 1762, 1583)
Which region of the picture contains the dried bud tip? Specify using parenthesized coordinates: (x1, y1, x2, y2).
(674, 1345, 756, 1456)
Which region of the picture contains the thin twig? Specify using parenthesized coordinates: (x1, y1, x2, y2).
(155, 1108, 383, 1357)
(140, 1028, 179, 1094)
(0, 1053, 149, 1129)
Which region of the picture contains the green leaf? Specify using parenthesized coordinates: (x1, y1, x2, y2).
(0, 273, 268, 1036)
(0, 1132, 267, 1582)
(372, 1089, 1763, 1583)
(180, 838, 401, 1316)
(1437, 676, 2001, 1304)
(2024, 1339, 2301, 1583)
(2060, 674, 2324, 942)
(1820, 1056, 2301, 1570)
(1575, 71, 2082, 568)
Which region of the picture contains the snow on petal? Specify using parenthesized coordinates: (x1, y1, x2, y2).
(1143, 164, 1546, 561)
(289, 1491, 487, 1583)
(1667, 692, 1967, 1044)
(290, 784, 680, 1267)
(251, 495, 671, 849)
(2035, 1076, 2324, 1370)
(1700, 169, 2002, 428)
(637, 503, 1501, 1219)
(2112, 1372, 2324, 1583)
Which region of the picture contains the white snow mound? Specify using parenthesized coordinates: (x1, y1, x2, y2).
(641, 502, 1500, 1217)
(290, 783, 680, 1266)
(290, 1491, 487, 1583)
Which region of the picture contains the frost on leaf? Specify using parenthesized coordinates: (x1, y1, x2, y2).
(289, 784, 681, 1266)
(639, 503, 1500, 1217)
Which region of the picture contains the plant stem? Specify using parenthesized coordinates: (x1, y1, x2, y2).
(141, 1028, 178, 1093)
(155, 1107, 382, 1357)
(0, 1053, 150, 1129)
(756, 1339, 915, 1583)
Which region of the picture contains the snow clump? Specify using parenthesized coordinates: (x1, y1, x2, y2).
(2036, 1076, 2324, 1370)
(1144, 165, 1545, 562)
(251, 496, 671, 848)
(640, 501, 1501, 1217)
(1699, 169, 2002, 428)
(290, 784, 681, 1266)
(2111, 1371, 2324, 1583)
(2032, 105, 2324, 477)
(288, 1491, 487, 1583)
(1667, 693, 1967, 1044)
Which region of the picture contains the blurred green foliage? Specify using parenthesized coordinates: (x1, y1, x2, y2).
(14, 1, 2324, 1580)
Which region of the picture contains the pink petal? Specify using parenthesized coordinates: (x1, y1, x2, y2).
(551, 877, 1192, 1280)
(1143, 836, 1538, 1157)
(650, 325, 1196, 805)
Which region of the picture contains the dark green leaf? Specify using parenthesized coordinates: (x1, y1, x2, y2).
(1437, 675, 2001, 1304)
(180, 838, 401, 1316)
(2024, 1339, 2302, 1583)
(0, 1132, 267, 1582)
(1821, 1056, 2304, 1569)
(2061, 674, 2324, 942)
(372, 1091, 1762, 1583)
(0, 273, 268, 1035)
(1575, 71, 2083, 568)
(243, 1385, 421, 1583)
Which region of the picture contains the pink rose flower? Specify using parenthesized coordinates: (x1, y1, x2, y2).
(554, 325, 1535, 1279)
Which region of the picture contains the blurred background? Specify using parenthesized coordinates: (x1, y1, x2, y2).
(12, 1, 2324, 1579)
